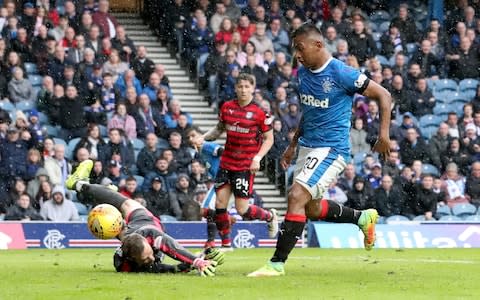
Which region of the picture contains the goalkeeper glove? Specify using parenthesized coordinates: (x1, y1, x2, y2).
(192, 258, 217, 277)
(203, 247, 225, 266)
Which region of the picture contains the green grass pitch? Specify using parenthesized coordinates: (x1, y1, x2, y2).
(0, 248, 479, 300)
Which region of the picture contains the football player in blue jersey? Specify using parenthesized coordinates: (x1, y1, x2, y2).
(248, 23, 391, 277)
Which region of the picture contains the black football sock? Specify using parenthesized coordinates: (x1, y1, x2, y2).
(81, 184, 128, 210)
(271, 213, 306, 263)
(321, 199, 361, 224)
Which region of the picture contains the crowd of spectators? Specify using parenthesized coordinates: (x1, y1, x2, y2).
(0, 0, 232, 222)
(141, 0, 480, 221)
(0, 0, 479, 223)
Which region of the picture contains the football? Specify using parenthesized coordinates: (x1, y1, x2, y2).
(87, 204, 124, 240)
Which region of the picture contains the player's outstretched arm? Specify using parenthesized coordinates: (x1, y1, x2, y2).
(362, 80, 391, 160)
(203, 121, 225, 141)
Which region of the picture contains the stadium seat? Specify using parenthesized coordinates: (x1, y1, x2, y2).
(79, 215, 88, 222)
(385, 215, 410, 223)
(426, 78, 437, 90)
(157, 138, 169, 149)
(422, 164, 440, 177)
(28, 75, 43, 87)
(461, 89, 476, 101)
(412, 215, 426, 221)
(406, 43, 418, 55)
(38, 111, 49, 124)
(369, 22, 378, 33)
(421, 126, 437, 140)
(432, 90, 451, 104)
(74, 202, 88, 215)
(372, 31, 382, 42)
(53, 137, 67, 147)
(375, 55, 389, 66)
(69, 191, 78, 202)
(415, 21, 424, 31)
(369, 10, 391, 23)
(433, 103, 453, 118)
(458, 78, 478, 92)
(45, 125, 58, 137)
(465, 215, 480, 221)
(439, 215, 462, 221)
(131, 138, 145, 151)
(419, 114, 441, 128)
(98, 125, 108, 137)
(434, 79, 458, 93)
(67, 137, 81, 160)
(133, 175, 144, 187)
(24, 62, 38, 75)
(452, 203, 477, 218)
(436, 205, 452, 217)
(378, 21, 390, 33)
(134, 149, 140, 161)
(0, 101, 15, 112)
(16, 100, 36, 112)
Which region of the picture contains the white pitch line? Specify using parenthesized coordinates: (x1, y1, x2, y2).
(230, 256, 479, 264)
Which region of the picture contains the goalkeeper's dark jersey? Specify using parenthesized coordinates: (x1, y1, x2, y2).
(114, 247, 191, 273)
(119, 208, 197, 268)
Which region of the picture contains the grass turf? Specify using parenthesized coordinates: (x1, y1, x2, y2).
(0, 248, 479, 300)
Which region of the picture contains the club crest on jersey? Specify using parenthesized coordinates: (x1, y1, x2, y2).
(355, 73, 368, 89)
(321, 78, 334, 93)
(246, 112, 253, 119)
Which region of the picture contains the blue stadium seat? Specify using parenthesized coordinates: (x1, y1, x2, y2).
(131, 138, 145, 150)
(98, 125, 108, 137)
(460, 89, 476, 101)
(67, 137, 81, 160)
(436, 205, 452, 217)
(449, 92, 468, 105)
(0, 101, 15, 113)
(53, 137, 67, 147)
(157, 138, 169, 149)
(24, 62, 38, 75)
(69, 191, 78, 202)
(369, 22, 378, 33)
(426, 78, 437, 90)
(44, 125, 58, 137)
(372, 31, 382, 42)
(386, 215, 410, 223)
(28, 75, 43, 87)
(15, 100, 36, 111)
(421, 126, 437, 140)
(406, 43, 418, 55)
(369, 10, 391, 23)
(74, 202, 88, 215)
(353, 151, 367, 166)
(419, 114, 441, 128)
(452, 203, 477, 218)
(422, 164, 439, 177)
(433, 103, 453, 118)
(432, 90, 451, 103)
(439, 215, 462, 221)
(38, 111, 49, 124)
(415, 21, 424, 31)
(134, 149, 140, 161)
(413, 215, 427, 221)
(458, 78, 479, 92)
(465, 215, 480, 221)
(378, 21, 390, 33)
(434, 79, 458, 93)
(375, 55, 389, 66)
(133, 175, 144, 187)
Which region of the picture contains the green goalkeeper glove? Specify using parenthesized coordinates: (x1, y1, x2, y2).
(193, 258, 218, 277)
(204, 247, 225, 266)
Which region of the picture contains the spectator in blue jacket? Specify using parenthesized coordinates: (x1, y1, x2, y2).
(142, 72, 172, 103)
(164, 99, 193, 129)
(114, 69, 142, 98)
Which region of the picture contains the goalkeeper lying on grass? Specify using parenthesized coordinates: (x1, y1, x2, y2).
(66, 160, 225, 276)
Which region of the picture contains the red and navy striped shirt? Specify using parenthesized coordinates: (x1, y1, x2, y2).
(219, 100, 272, 171)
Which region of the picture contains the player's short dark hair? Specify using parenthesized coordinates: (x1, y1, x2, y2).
(236, 73, 256, 87)
(291, 22, 322, 40)
(122, 233, 146, 261)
